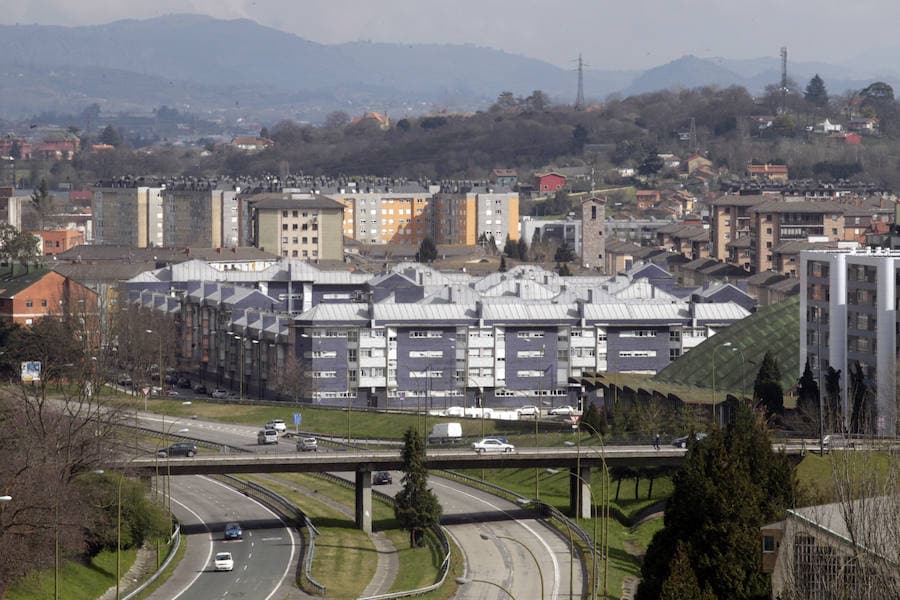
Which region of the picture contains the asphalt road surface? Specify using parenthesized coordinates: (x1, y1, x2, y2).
(145, 474, 299, 600)
(136, 411, 583, 599)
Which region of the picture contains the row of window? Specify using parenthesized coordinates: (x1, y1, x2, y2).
(281, 210, 318, 218)
(281, 223, 318, 231)
(280, 236, 318, 244)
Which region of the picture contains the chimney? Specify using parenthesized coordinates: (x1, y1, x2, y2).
(216, 247, 222, 254)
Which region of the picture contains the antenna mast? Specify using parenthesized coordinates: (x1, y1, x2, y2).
(575, 54, 585, 111)
(780, 46, 788, 113)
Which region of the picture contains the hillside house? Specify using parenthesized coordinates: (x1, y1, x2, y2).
(534, 172, 567, 193)
(747, 163, 789, 182)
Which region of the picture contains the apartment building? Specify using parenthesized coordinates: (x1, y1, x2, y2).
(434, 188, 519, 247)
(752, 202, 844, 272)
(710, 195, 769, 267)
(249, 193, 344, 261)
(800, 248, 899, 436)
(328, 184, 436, 246)
(163, 187, 239, 248)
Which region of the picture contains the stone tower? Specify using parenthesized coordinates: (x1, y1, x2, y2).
(580, 196, 606, 272)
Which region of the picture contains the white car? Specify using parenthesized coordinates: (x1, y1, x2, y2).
(214, 551, 234, 571)
(517, 405, 539, 417)
(549, 405, 576, 416)
(267, 419, 287, 432)
(472, 438, 515, 453)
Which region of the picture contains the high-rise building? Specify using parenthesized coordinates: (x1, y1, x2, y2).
(248, 193, 344, 261)
(800, 248, 899, 436)
(580, 197, 605, 270)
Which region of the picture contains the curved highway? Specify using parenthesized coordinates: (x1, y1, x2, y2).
(145, 474, 300, 600)
(135, 411, 583, 599)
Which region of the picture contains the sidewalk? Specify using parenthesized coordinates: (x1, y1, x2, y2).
(97, 543, 159, 600)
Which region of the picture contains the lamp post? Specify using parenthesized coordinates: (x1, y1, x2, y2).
(573, 419, 611, 599)
(535, 347, 547, 500)
(233, 335, 244, 402)
(144, 329, 163, 410)
(456, 577, 516, 599)
(251, 339, 260, 401)
(480, 532, 544, 599)
(546, 467, 580, 600)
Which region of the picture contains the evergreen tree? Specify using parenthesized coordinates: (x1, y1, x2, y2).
(29, 178, 56, 231)
(796, 359, 820, 423)
(579, 401, 607, 436)
(804, 74, 829, 108)
(394, 428, 442, 547)
(824, 366, 842, 430)
(503, 234, 518, 259)
(753, 351, 784, 416)
(636, 403, 795, 600)
(498, 255, 507, 272)
(416, 237, 438, 263)
(660, 543, 705, 600)
(98, 124, 122, 147)
(638, 147, 664, 176)
(516, 238, 528, 262)
(554, 241, 575, 263)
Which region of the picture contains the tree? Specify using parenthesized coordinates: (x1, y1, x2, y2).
(259, 126, 270, 139)
(557, 262, 572, 276)
(516, 238, 529, 262)
(503, 234, 518, 259)
(824, 365, 843, 431)
(29, 178, 57, 232)
(396, 118, 411, 132)
(523, 90, 550, 112)
(98, 124, 122, 147)
(753, 351, 784, 416)
(660, 543, 705, 600)
(394, 428, 442, 547)
(580, 401, 607, 437)
(416, 237, 438, 263)
(636, 403, 795, 600)
(554, 241, 575, 263)
(492, 91, 518, 111)
(638, 148, 664, 176)
(324, 111, 350, 129)
(804, 74, 829, 108)
(796, 359, 820, 430)
(498, 255, 507, 272)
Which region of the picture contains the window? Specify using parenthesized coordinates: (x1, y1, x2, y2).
(409, 350, 443, 358)
(409, 330, 443, 338)
(762, 535, 775, 553)
(282, 224, 288, 231)
(620, 330, 654, 338)
(282, 210, 288, 217)
(409, 370, 443, 378)
(516, 370, 544, 378)
(517, 349, 545, 358)
(669, 348, 681, 360)
(618, 350, 657, 358)
(25, 300, 33, 308)
(312, 350, 337, 359)
(669, 330, 681, 341)
(312, 371, 337, 379)
(516, 331, 545, 339)
(292, 210, 298, 217)
(40, 299, 48, 307)
(348, 349, 357, 362)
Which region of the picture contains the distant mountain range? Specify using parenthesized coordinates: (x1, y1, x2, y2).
(0, 14, 896, 123)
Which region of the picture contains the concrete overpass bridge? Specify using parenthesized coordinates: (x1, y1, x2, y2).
(123, 444, 806, 532)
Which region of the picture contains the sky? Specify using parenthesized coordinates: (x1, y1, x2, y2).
(0, 0, 896, 70)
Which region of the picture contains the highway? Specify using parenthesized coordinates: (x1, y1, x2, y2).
(135, 412, 583, 599)
(145, 474, 300, 600)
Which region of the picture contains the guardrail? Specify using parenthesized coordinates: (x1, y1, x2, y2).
(310, 472, 453, 600)
(214, 474, 327, 596)
(121, 521, 181, 600)
(121, 423, 251, 454)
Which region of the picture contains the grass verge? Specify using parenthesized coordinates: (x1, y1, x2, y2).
(6, 548, 137, 600)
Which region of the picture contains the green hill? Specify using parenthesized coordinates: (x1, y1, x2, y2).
(653, 296, 800, 394)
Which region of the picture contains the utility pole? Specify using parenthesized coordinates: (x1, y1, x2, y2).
(780, 46, 789, 114)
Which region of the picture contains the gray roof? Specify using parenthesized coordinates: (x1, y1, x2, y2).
(247, 193, 345, 210)
(752, 201, 845, 214)
(708, 195, 771, 207)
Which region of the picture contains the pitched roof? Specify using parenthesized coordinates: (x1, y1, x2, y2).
(0, 268, 54, 297)
(247, 193, 345, 210)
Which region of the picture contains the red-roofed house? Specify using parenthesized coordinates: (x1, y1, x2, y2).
(231, 136, 274, 152)
(636, 190, 661, 209)
(534, 172, 566, 193)
(33, 136, 79, 160)
(747, 163, 789, 182)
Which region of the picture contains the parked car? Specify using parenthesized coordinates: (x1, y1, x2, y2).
(224, 522, 242, 540)
(157, 442, 197, 458)
(257, 428, 278, 445)
(166, 389, 180, 397)
(296, 437, 318, 452)
(472, 438, 515, 453)
(267, 419, 287, 433)
(373, 471, 393, 485)
(516, 405, 539, 417)
(211, 389, 229, 399)
(164, 374, 177, 385)
(117, 374, 133, 387)
(192, 383, 208, 395)
(672, 432, 708, 448)
(214, 551, 234, 571)
(548, 405, 576, 416)
(177, 377, 192, 389)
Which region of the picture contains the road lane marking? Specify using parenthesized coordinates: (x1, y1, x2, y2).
(169, 497, 214, 600)
(431, 479, 561, 599)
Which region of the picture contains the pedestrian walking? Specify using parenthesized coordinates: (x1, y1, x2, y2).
(654, 433, 661, 450)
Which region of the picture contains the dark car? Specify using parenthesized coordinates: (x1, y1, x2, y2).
(157, 442, 198, 458)
(373, 471, 393, 485)
(177, 377, 192, 389)
(224, 522, 242, 540)
(192, 383, 208, 395)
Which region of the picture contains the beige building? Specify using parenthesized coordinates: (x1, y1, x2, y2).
(249, 193, 344, 261)
(751, 201, 844, 273)
(433, 189, 519, 247)
(92, 185, 164, 247)
(710, 195, 770, 267)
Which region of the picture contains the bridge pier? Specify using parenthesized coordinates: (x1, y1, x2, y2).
(569, 465, 592, 519)
(355, 469, 372, 533)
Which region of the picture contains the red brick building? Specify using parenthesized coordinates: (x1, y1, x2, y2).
(0, 269, 98, 326)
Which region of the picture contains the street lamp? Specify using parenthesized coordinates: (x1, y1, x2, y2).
(145, 329, 163, 407)
(251, 339, 260, 401)
(480, 532, 544, 599)
(233, 335, 244, 402)
(546, 468, 579, 600)
(456, 577, 516, 599)
(571, 418, 612, 599)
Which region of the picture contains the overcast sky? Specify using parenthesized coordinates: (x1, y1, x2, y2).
(1, 0, 895, 70)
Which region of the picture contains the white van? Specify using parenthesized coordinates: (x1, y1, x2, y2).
(257, 428, 278, 445)
(428, 422, 462, 444)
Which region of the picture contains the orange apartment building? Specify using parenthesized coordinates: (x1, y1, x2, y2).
(710, 195, 772, 268)
(332, 192, 434, 246)
(32, 229, 85, 256)
(751, 201, 845, 273)
(0, 268, 98, 326)
(433, 190, 519, 247)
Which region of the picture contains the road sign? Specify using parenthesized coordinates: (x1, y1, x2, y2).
(293, 413, 302, 425)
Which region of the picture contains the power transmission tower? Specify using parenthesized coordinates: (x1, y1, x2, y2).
(780, 46, 788, 114)
(575, 54, 586, 111)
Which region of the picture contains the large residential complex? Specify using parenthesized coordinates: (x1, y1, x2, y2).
(799, 248, 899, 436)
(127, 261, 749, 410)
(248, 193, 344, 261)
